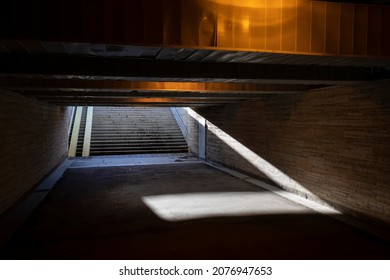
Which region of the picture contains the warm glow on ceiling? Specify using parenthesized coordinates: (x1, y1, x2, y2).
(207, 0, 298, 9)
(241, 17, 250, 33)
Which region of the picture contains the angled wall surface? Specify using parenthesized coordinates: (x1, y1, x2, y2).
(0, 90, 71, 216)
(189, 80, 390, 227)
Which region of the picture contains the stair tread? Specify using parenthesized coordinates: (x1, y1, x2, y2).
(70, 106, 188, 156)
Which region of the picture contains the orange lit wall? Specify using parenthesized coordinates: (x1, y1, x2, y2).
(1, 0, 389, 56)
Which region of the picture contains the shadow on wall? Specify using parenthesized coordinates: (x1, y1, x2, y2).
(185, 81, 390, 228)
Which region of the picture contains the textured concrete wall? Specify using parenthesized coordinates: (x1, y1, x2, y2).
(189, 81, 390, 227)
(0, 90, 71, 215)
(186, 108, 202, 156)
(170, 107, 189, 142)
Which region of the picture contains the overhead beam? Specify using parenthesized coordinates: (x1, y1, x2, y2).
(0, 78, 315, 92)
(1, 53, 386, 84)
(50, 102, 227, 107)
(41, 97, 241, 105)
(21, 90, 299, 99)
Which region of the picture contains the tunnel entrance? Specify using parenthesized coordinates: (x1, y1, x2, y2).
(68, 106, 188, 157)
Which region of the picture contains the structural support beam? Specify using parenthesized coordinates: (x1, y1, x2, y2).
(198, 116, 206, 160)
(1, 53, 385, 84)
(0, 78, 313, 106)
(68, 107, 83, 158)
(51, 102, 227, 107)
(25, 90, 297, 99)
(0, 78, 315, 92)
(82, 106, 93, 157)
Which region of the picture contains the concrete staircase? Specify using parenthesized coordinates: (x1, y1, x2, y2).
(69, 106, 188, 156)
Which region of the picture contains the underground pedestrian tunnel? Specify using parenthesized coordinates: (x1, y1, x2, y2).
(0, 0, 390, 259)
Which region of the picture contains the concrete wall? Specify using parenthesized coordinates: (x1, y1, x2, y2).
(0, 90, 71, 216)
(170, 107, 189, 142)
(188, 81, 390, 227)
(171, 107, 202, 156)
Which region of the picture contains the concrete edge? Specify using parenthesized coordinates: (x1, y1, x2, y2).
(68, 155, 201, 169)
(170, 107, 189, 143)
(204, 161, 390, 242)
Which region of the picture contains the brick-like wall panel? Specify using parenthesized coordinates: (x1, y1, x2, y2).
(0, 90, 71, 215)
(191, 81, 390, 227)
(187, 109, 200, 156)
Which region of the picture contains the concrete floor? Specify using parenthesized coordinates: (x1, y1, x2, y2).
(0, 155, 389, 259)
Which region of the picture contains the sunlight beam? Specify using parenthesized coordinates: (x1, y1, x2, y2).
(142, 192, 312, 222)
(186, 108, 325, 203)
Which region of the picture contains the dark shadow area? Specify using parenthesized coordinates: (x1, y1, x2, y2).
(0, 163, 389, 260)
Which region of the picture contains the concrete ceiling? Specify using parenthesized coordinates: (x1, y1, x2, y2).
(0, 41, 389, 107)
(0, 0, 389, 106)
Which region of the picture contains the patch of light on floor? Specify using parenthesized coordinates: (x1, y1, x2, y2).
(142, 192, 312, 222)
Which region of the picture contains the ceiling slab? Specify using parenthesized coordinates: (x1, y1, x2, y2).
(1, 53, 385, 85)
(0, 36, 388, 106)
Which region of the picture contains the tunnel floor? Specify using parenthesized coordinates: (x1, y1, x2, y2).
(1, 155, 389, 260)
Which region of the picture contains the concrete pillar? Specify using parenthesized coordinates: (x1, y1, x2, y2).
(198, 116, 206, 160)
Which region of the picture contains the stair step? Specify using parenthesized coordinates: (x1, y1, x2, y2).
(90, 143, 187, 148)
(91, 133, 184, 137)
(89, 148, 188, 156)
(91, 139, 187, 143)
(91, 132, 183, 135)
(70, 106, 188, 156)
(90, 146, 188, 151)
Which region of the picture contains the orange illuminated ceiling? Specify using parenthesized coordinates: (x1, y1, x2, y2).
(0, 0, 389, 106)
(2, 0, 389, 56)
